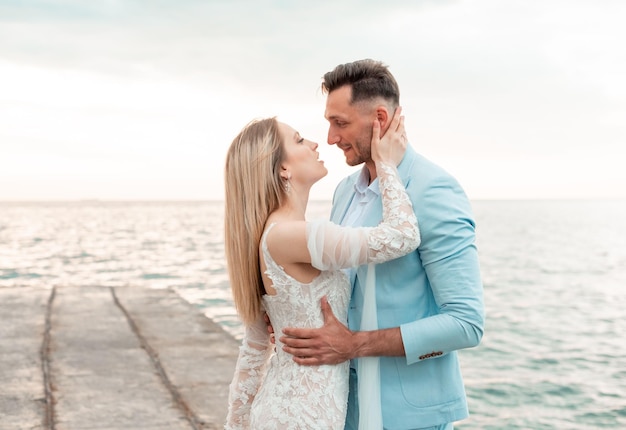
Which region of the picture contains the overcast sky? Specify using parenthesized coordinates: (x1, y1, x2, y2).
(1, 0, 624, 201)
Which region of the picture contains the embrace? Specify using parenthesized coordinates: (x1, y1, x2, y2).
(223, 59, 484, 430)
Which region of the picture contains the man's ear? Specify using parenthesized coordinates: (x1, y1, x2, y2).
(375, 106, 390, 135)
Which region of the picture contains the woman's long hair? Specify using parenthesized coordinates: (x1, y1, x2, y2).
(224, 118, 287, 325)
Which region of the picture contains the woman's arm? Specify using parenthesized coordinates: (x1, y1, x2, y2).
(225, 313, 272, 429)
(268, 108, 420, 270)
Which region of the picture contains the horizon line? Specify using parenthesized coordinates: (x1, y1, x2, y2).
(1, 197, 625, 204)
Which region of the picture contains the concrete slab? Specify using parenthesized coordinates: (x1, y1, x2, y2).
(50, 286, 192, 429)
(113, 287, 239, 429)
(0, 286, 49, 430)
(0, 286, 239, 430)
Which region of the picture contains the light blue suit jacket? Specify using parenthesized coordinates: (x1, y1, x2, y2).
(330, 146, 484, 429)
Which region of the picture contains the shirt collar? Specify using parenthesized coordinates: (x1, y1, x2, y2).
(353, 166, 380, 196)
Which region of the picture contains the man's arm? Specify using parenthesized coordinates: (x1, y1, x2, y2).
(281, 175, 484, 366)
(280, 296, 405, 365)
(399, 174, 484, 364)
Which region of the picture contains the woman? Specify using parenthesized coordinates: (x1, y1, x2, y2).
(224, 108, 419, 429)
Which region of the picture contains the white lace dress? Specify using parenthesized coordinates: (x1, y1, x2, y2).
(225, 163, 420, 430)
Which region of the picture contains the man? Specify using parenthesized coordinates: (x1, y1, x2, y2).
(280, 59, 485, 429)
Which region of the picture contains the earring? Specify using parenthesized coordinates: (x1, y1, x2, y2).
(284, 172, 292, 193)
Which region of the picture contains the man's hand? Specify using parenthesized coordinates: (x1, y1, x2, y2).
(263, 312, 276, 345)
(280, 296, 355, 366)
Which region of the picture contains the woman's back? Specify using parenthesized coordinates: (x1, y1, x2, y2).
(248, 223, 351, 429)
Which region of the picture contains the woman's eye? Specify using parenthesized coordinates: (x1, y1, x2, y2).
(297, 137, 305, 144)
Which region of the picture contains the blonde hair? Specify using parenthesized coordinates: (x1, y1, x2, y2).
(224, 118, 287, 325)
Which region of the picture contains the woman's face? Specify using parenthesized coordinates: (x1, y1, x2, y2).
(278, 122, 328, 188)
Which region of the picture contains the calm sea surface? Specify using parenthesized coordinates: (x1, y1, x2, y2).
(1, 200, 625, 429)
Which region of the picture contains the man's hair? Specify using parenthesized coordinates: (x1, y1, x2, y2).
(321, 59, 400, 107)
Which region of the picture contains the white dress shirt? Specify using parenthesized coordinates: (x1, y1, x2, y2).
(340, 167, 380, 228)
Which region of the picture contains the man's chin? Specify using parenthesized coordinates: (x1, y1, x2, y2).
(346, 157, 364, 167)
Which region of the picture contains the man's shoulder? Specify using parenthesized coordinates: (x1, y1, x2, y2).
(400, 148, 463, 198)
(403, 147, 454, 180)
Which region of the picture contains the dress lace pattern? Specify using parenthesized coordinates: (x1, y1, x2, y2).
(225, 162, 419, 430)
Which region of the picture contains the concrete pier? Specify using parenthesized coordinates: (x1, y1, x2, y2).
(0, 286, 240, 430)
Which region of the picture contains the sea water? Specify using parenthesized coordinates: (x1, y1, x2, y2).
(1, 200, 625, 428)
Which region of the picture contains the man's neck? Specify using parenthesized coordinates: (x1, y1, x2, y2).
(364, 160, 376, 184)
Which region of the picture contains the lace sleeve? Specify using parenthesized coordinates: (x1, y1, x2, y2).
(224, 313, 273, 430)
(307, 162, 420, 270)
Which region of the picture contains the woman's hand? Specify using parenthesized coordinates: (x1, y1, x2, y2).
(370, 106, 407, 167)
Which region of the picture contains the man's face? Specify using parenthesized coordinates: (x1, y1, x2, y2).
(324, 85, 375, 167)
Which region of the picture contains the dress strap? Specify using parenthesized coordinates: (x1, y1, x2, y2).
(260, 223, 277, 267)
(260, 223, 290, 288)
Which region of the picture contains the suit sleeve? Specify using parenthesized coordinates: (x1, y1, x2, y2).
(399, 174, 485, 365)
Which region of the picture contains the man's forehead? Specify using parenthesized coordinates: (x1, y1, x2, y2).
(324, 107, 349, 120)
(325, 100, 375, 122)
(324, 88, 353, 120)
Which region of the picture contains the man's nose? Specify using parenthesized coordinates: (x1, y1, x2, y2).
(327, 129, 340, 145)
